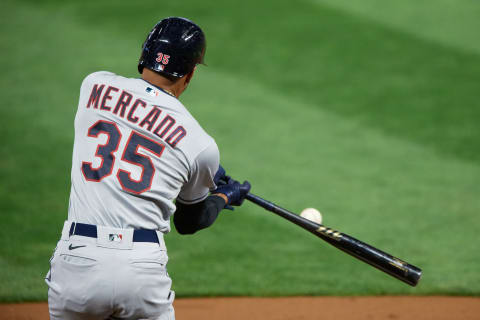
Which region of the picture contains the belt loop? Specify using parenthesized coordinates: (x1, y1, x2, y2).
(72, 222, 78, 237)
(69, 222, 77, 237)
(61, 221, 73, 240)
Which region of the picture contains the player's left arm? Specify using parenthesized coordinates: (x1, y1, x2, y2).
(174, 142, 250, 234)
(174, 142, 222, 234)
(174, 167, 250, 234)
(174, 194, 226, 234)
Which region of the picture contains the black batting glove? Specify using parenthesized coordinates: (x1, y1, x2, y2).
(213, 165, 233, 210)
(214, 179, 251, 207)
(213, 165, 227, 186)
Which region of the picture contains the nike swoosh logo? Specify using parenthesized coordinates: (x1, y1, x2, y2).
(68, 244, 86, 250)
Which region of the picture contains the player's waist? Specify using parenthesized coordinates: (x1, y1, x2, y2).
(60, 221, 166, 250)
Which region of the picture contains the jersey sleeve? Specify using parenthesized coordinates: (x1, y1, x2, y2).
(177, 142, 220, 205)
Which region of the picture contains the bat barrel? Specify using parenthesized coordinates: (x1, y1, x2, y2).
(245, 192, 422, 287)
(329, 232, 422, 286)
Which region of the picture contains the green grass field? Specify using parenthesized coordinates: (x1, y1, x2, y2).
(1, 0, 480, 302)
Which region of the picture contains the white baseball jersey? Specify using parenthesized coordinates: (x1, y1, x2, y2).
(68, 71, 219, 232)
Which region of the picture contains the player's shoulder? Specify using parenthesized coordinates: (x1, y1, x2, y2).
(81, 71, 120, 86)
(166, 101, 218, 164)
(175, 114, 217, 161)
(196, 138, 219, 162)
(152, 91, 209, 140)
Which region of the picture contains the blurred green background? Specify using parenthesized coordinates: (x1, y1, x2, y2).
(1, 0, 479, 302)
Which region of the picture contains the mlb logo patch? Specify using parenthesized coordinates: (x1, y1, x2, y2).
(145, 87, 159, 97)
(109, 233, 123, 242)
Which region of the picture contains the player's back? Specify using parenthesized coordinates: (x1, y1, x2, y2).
(68, 71, 218, 232)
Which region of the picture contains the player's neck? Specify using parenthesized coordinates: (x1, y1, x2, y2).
(141, 69, 184, 98)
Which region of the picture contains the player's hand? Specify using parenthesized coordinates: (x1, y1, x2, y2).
(213, 178, 251, 207)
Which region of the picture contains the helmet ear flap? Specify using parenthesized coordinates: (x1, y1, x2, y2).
(138, 17, 206, 78)
(198, 43, 207, 66)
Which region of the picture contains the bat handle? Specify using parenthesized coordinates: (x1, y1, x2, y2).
(245, 193, 275, 211)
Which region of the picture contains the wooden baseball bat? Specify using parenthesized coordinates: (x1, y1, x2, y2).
(245, 192, 422, 287)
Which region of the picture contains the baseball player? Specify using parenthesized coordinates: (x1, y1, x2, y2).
(45, 17, 251, 319)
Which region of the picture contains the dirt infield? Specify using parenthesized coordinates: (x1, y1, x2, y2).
(1, 297, 479, 320)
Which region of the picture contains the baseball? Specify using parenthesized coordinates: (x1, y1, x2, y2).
(300, 208, 323, 224)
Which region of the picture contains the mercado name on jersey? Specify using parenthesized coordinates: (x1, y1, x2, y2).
(85, 83, 186, 148)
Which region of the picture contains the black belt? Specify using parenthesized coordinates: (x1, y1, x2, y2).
(69, 222, 160, 243)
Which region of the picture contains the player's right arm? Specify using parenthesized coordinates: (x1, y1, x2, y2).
(174, 176, 251, 235)
(173, 196, 226, 234)
(173, 143, 250, 234)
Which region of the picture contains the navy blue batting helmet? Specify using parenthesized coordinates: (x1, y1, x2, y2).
(138, 17, 206, 78)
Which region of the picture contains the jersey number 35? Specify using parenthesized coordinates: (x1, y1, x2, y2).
(81, 120, 165, 194)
